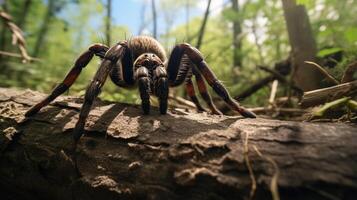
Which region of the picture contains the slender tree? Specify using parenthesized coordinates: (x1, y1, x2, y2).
(32, 0, 56, 57)
(185, 0, 190, 39)
(17, 0, 32, 30)
(151, 0, 157, 39)
(281, 0, 322, 91)
(231, 0, 242, 69)
(196, 0, 211, 49)
(105, 0, 112, 46)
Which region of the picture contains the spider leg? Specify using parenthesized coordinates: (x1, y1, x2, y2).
(153, 66, 169, 114)
(166, 54, 207, 113)
(73, 43, 126, 144)
(25, 44, 109, 117)
(192, 68, 222, 115)
(185, 79, 206, 112)
(136, 67, 151, 115)
(110, 41, 136, 87)
(168, 44, 256, 118)
(167, 47, 221, 114)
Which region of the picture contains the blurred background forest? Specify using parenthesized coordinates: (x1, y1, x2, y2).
(0, 0, 357, 112)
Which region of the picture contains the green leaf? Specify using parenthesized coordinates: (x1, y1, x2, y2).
(317, 47, 343, 57)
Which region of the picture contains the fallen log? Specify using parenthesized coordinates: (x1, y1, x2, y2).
(301, 80, 357, 107)
(0, 88, 357, 200)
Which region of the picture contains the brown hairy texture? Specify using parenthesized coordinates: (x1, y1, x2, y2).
(128, 36, 167, 62)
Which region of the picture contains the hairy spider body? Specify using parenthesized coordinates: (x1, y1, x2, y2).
(25, 36, 256, 144)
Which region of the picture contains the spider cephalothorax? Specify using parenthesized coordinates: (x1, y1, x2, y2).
(25, 36, 256, 144)
(133, 52, 168, 115)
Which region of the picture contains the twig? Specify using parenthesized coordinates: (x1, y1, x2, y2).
(269, 80, 279, 106)
(249, 107, 308, 115)
(253, 145, 280, 200)
(341, 61, 357, 83)
(0, 50, 41, 62)
(233, 59, 291, 101)
(304, 61, 340, 85)
(0, 11, 32, 63)
(234, 75, 275, 101)
(168, 94, 196, 109)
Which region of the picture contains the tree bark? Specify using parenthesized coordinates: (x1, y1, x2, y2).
(281, 0, 323, 91)
(0, 88, 357, 200)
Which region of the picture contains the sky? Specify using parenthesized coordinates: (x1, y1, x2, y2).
(110, 0, 226, 36)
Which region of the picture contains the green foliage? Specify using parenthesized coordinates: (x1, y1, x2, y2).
(296, 0, 314, 7)
(317, 47, 342, 57)
(344, 27, 357, 43)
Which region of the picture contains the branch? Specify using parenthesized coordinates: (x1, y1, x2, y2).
(0, 10, 32, 63)
(258, 66, 303, 96)
(0, 50, 41, 62)
(301, 80, 357, 107)
(304, 61, 340, 85)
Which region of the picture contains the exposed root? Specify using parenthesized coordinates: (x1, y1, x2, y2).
(243, 132, 256, 200)
(253, 145, 280, 200)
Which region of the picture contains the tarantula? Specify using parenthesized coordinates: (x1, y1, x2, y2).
(25, 36, 256, 143)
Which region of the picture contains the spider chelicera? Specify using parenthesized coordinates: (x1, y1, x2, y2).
(25, 36, 256, 144)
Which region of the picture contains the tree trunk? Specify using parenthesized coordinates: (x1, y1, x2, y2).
(32, 0, 55, 57)
(105, 0, 112, 46)
(151, 0, 157, 39)
(281, 0, 323, 91)
(1, 88, 357, 200)
(17, 0, 32, 30)
(196, 0, 211, 49)
(231, 0, 242, 69)
(185, 0, 190, 40)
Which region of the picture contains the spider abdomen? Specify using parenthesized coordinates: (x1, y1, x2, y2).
(128, 36, 167, 62)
